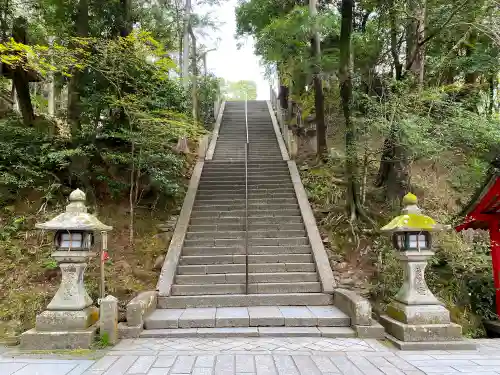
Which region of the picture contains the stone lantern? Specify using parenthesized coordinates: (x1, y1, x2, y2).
(379, 193, 474, 350)
(20, 189, 112, 350)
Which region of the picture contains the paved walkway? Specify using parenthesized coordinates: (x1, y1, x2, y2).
(2, 337, 500, 375)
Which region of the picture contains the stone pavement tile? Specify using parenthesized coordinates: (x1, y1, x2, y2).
(192, 368, 214, 375)
(452, 364, 500, 372)
(15, 363, 77, 375)
(409, 359, 475, 367)
(431, 354, 488, 360)
(195, 355, 215, 368)
(215, 354, 235, 375)
(88, 356, 119, 372)
(328, 357, 365, 375)
(67, 360, 95, 375)
(312, 356, 341, 373)
(104, 356, 138, 375)
(414, 367, 457, 373)
(235, 355, 255, 373)
(396, 355, 434, 361)
(273, 355, 299, 375)
(473, 360, 500, 365)
(146, 368, 170, 375)
(255, 355, 278, 375)
(171, 355, 196, 373)
(292, 355, 321, 375)
(378, 367, 405, 375)
(153, 356, 177, 367)
(383, 356, 420, 372)
(127, 355, 156, 374)
(0, 362, 27, 375)
(348, 356, 385, 375)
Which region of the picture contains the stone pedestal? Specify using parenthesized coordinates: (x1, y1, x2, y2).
(20, 252, 99, 350)
(380, 251, 475, 350)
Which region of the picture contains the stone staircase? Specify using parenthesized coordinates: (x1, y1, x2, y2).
(145, 101, 353, 337)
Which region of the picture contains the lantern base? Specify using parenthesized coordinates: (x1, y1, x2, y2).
(20, 324, 97, 350)
(383, 333, 476, 350)
(36, 306, 99, 331)
(386, 301, 450, 325)
(380, 315, 469, 345)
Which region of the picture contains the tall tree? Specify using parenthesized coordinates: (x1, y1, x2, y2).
(67, 0, 89, 137)
(309, 0, 327, 156)
(339, 0, 362, 220)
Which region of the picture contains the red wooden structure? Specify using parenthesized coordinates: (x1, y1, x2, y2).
(456, 167, 500, 318)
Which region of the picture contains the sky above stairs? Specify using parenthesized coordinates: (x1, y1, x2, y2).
(197, 0, 271, 100)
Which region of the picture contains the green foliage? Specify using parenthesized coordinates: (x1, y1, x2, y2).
(220, 79, 258, 100)
(192, 74, 221, 127)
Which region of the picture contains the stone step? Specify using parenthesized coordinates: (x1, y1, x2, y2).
(248, 254, 314, 263)
(171, 283, 245, 295)
(191, 209, 301, 218)
(139, 326, 356, 338)
(182, 246, 245, 256)
(249, 245, 312, 254)
(175, 272, 318, 285)
(175, 273, 245, 284)
(249, 215, 303, 224)
(144, 306, 350, 329)
(199, 179, 292, 185)
(190, 210, 245, 218)
(187, 223, 304, 232)
(189, 216, 303, 226)
(249, 262, 316, 273)
(249, 282, 321, 294)
(179, 253, 313, 265)
(192, 204, 299, 211)
(183, 238, 244, 247)
(158, 293, 334, 308)
(185, 230, 306, 241)
(248, 209, 301, 216)
(249, 237, 309, 246)
(177, 264, 246, 275)
(171, 282, 321, 296)
(201, 172, 290, 177)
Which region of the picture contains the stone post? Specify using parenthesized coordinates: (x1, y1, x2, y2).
(100, 295, 119, 345)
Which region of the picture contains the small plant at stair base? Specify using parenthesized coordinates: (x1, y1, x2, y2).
(95, 331, 111, 348)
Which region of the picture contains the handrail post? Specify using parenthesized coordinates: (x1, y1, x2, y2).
(244, 93, 249, 294)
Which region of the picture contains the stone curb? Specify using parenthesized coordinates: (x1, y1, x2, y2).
(266, 100, 290, 161)
(287, 161, 335, 294)
(156, 160, 205, 296)
(126, 291, 157, 327)
(205, 101, 226, 160)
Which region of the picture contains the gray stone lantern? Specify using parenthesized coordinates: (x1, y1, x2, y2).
(379, 193, 473, 349)
(20, 189, 112, 350)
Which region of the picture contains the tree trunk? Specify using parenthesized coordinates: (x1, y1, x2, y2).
(389, 0, 402, 80)
(120, 0, 132, 37)
(340, 0, 360, 220)
(182, 0, 191, 87)
(189, 25, 198, 122)
(405, 0, 426, 86)
(67, 0, 88, 138)
(376, 0, 416, 203)
(309, 0, 327, 157)
(12, 17, 34, 126)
